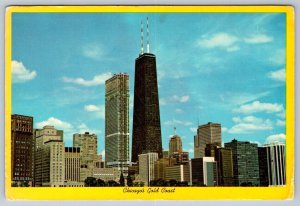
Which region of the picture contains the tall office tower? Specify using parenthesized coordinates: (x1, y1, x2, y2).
(191, 157, 218, 186)
(132, 18, 162, 162)
(169, 128, 183, 155)
(138, 152, 158, 186)
(205, 144, 234, 186)
(258, 147, 269, 186)
(65, 147, 81, 182)
(265, 142, 286, 185)
(225, 139, 260, 186)
(105, 73, 130, 172)
(11, 114, 34, 186)
(194, 122, 221, 158)
(34, 125, 64, 187)
(73, 132, 98, 182)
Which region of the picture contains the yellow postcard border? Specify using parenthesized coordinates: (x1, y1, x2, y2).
(5, 5, 294, 200)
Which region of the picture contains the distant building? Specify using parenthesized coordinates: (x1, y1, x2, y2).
(34, 125, 65, 187)
(154, 158, 170, 180)
(93, 167, 122, 182)
(191, 157, 218, 186)
(73, 132, 98, 182)
(169, 128, 183, 155)
(35, 140, 65, 187)
(170, 151, 189, 165)
(194, 122, 221, 158)
(138, 152, 158, 186)
(65, 147, 80, 182)
(163, 150, 169, 158)
(205, 144, 234, 186)
(265, 142, 286, 185)
(105, 73, 130, 173)
(11, 114, 34, 186)
(258, 147, 269, 186)
(165, 164, 190, 182)
(225, 139, 260, 186)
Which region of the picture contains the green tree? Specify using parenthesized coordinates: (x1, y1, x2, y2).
(139, 182, 145, 187)
(119, 173, 125, 186)
(108, 180, 119, 187)
(97, 178, 106, 187)
(169, 179, 177, 186)
(127, 175, 133, 186)
(84, 177, 97, 187)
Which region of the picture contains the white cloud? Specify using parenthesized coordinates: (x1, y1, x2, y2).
(84, 104, 101, 112)
(190, 127, 197, 133)
(175, 108, 184, 113)
(266, 133, 286, 144)
(12, 60, 37, 83)
(62, 72, 112, 86)
(101, 150, 105, 159)
(160, 98, 167, 106)
(244, 34, 273, 44)
(228, 116, 273, 134)
(222, 127, 228, 133)
(164, 119, 193, 126)
(197, 33, 239, 51)
(269, 49, 285, 66)
(219, 91, 270, 106)
(268, 68, 286, 82)
(276, 119, 286, 127)
(83, 44, 104, 60)
(277, 110, 286, 119)
(84, 104, 105, 119)
(226, 45, 240, 52)
(172, 95, 190, 103)
(233, 101, 284, 114)
(77, 123, 101, 135)
(36, 117, 73, 131)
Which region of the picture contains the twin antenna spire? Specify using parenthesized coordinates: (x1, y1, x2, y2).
(140, 17, 150, 55)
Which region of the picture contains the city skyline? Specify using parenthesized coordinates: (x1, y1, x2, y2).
(12, 13, 286, 157)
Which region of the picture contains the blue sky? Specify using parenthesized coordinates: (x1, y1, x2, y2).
(12, 13, 286, 158)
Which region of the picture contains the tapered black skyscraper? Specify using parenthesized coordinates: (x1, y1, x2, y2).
(132, 18, 163, 162)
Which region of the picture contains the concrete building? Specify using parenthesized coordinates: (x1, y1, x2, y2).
(93, 167, 122, 182)
(194, 122, 222, 158)
(265, 142, 286, 186)
(163, 150, 169, 158)
(138, 152, 158, 186)
(34, 125, 64, 187)
(205, 144, 234, 186)
(225, 139, 260, 186)
(191, 157, 218, 186)
(169, 129, 183, 156)
(132, 20, 163, 162)
(105, 73, 130, 173)
(35, 140, 65, 187)
(65, 147, 80, 182)
(73, 132, 98, 182)
(11, 114, 34, 186)
(154, 158, 170, 180)
(165, 164, 190, 182)
(170, 151, 189, 166)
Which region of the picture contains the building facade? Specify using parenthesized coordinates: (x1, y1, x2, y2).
(194, 122, 222, 158)
(138, 152, 158, 186)
(73, 132, 98, 182)
(65, 147, 81, 182)
(225, 139, 260, 186)
(191, 157, 218, 186)
(165, 164, 190, 182)
(93, 167, 122, 182)
(132, 27, 163, 162)
(11, 114, 34, 186)
(258, 147, 269, 186)
(169, 132, 183, 156)
(265, 142, 286, 186)
(105, 73, 130, 172)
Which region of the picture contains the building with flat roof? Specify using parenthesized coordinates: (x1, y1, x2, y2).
(11, 114, 34, 186)
(138, 152, 158, 186)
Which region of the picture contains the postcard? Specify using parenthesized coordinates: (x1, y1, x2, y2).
(5, 6, 294, 200)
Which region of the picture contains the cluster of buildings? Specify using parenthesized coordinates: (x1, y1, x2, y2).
(11, 19, 286, 187)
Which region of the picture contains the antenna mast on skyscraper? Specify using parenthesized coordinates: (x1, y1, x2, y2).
(140, 21, 144, 55)
(146, 17, 150, 53)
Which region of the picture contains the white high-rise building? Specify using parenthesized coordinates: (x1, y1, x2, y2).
(138, 152, 158, 186)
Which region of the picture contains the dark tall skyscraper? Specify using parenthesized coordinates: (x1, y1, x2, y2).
(132, 18, 162, 162)
(11, 114, 34, 186)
